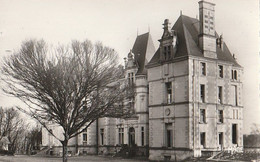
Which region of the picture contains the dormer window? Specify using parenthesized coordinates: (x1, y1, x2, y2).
(164, 46, 167, 60)
(159, 19, 177, 62)
(163, 45, 171, 61)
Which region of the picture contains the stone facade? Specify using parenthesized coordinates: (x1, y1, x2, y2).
(42, 1, 243, 161)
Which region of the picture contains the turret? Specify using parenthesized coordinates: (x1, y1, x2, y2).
(125, 50, 138, 85)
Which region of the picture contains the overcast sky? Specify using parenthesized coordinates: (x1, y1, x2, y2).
(0, 0, 259, 134)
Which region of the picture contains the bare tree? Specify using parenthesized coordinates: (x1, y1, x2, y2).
(0, 107, 27, 153)
(20, 125, 42, 155)
(1, 39, 130, 162)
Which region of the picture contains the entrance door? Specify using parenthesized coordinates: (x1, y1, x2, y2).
(129, 127, 135, 146)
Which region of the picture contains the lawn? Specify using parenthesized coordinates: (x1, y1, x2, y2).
(0, 155, 147, 162)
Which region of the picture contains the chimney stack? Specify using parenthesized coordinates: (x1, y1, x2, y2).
(198, 0, 217, 59)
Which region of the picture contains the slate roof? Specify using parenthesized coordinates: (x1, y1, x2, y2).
(148, 15, 241, 67)
(131, 32, 156, 74)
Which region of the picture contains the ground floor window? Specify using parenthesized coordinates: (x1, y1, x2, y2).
(141, 127, 144, 146)
(118, 128, 124, 145)
(129, 127, 135, 146)
(218, 132, 223, 147)
(83, 133, 87, 142)
(165, 123, 173, 147)
(100, 128, 104, 145)
(82, 128, 87, 142)
(200, 132, 206, 148)
(232, 124, 237, 144)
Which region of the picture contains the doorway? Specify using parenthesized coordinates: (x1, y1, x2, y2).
(129, 127, 135, 146)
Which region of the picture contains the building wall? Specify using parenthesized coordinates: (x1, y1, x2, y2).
(188, 57, 243, 153)
(148, 60, 191, 161)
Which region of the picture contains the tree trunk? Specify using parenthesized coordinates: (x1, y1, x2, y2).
(62, 139, 68, 162)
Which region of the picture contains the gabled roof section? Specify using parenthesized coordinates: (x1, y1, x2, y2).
(132, 32, 156, 74)
(147, 15, 241, 67)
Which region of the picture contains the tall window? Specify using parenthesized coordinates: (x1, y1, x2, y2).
(166, 82, 172, 104)
(218, 65, 223, 78)
(234, 70, 237, 80)
(201, 62, 206, 76)
(118, 128, 124, 145)
(163, 45, 171, 60)
(82, 128, 87, 142)
(218, 132, 223, 146)
(165, 123, 173, 147)
(128, 72, 134, 85)
(128, 73, 131, 84)
(83, 134, 87, 142)
(100, 128, 104, 145)
(218, 110, 223, 123)
(200, 132, 206, 148)
(200, 84, 205, 103)
(141, 127, 144, 146)
(231, 70, 238, 80)
(218, 86, 223, 104)
(200, 109, 206, 123)
(232, 124, 237, 144)
(231, 85, 238, 106)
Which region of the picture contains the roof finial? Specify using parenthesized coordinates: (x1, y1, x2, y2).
(180, 10, 182, 15)
(137, 28, 139, 36)
(148, 24, 150, 33)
